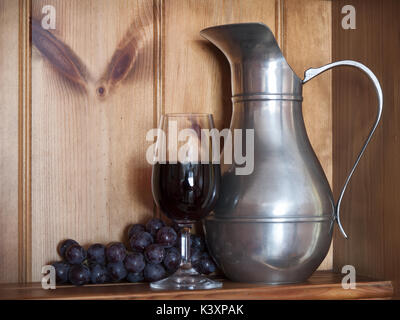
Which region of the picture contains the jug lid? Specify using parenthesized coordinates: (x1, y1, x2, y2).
(200, 23, 302, 101)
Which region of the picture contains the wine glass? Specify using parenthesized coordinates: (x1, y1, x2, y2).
(150, 113, 222, 290)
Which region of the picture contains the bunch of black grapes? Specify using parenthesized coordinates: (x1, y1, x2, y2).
(52, 218, 218, 286)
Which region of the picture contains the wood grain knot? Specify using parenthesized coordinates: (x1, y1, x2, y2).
(103, 39, 138, 89)
(31, 17, 146, 98)
(112, 52, 134, 82)
(97, 86, 106, 97)
(31, 19, 88, 89)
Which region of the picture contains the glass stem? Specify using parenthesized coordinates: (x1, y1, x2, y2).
(180, 226, 192, 269)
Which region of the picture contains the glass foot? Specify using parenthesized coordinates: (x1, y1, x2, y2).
(150, 267, 223, 290)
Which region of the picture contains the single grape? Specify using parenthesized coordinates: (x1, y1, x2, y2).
(128, 224, 146, 239)
(65, 244, 87, 265)
(144, 244, 165, 264)
(106, 242, 126, 263)
(146, 218, 165, 237)
(58, 239, 78, 258)
(87, 243, 106, 265)
(52, 261, 70, 284)
(90, 263, 109, 284)
(190, 235, 205, 251)
(68, 264, 90, 286)
(124, 252, 146, 273)
(129, 231, 153, 252)
(194, 256, 217, 275)
(156, 226, 177, 247)
(127, 272, 144, 283)
(143, 264, 167, 282)
(107, 261, 127, 282)
(163, 247, 181, 273)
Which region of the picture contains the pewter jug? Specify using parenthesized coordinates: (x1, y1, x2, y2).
(200, 23, 383, 284)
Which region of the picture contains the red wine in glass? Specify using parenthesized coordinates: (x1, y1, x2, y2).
(150, 113, 222, 290)
(152, 162, 220, 223)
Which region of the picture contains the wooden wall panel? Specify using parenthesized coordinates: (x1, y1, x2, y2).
(332, 0, 400, 295)
(0, 0, 334, 283)
(160, 0, 278, 237)
(284, 0, 332, 270)
(0, 0, 20, 283)
(161, 0, 332, 270)
(162, 0, 277, 131)
(381, 1, 400, 297)
(30, 0, 155, 281)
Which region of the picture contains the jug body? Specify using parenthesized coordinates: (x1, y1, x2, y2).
(216, 99, 334, 220)
(205, 98, 334, 283)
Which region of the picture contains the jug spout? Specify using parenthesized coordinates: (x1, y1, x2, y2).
(200, 23, 302, 100)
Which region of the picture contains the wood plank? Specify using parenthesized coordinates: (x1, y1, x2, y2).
(19, 0, 32, 284)
(162, 0, 277, 131)
(284, 0, 333, 270)
(332, 0, 385, 278)
(0, 272, 393, 300)
(162, 0, 333, 270)
(332, 0, 400, 296)
(0, 0, 335, 284)
(0, 0, 20, 283)
(160, 0, 278, 234)
(30, 0, 155, 281)
(382, 0, 400, 299)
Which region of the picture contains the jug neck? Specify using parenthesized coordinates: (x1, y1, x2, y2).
(200, 23, 302, 101)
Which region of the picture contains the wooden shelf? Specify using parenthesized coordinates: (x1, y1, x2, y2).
(0, 271, 393, 300)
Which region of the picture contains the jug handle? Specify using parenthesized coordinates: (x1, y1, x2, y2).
(303, 60, 383, 239)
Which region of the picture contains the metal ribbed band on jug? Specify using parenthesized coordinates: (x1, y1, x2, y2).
(232, 94, 303, 103)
